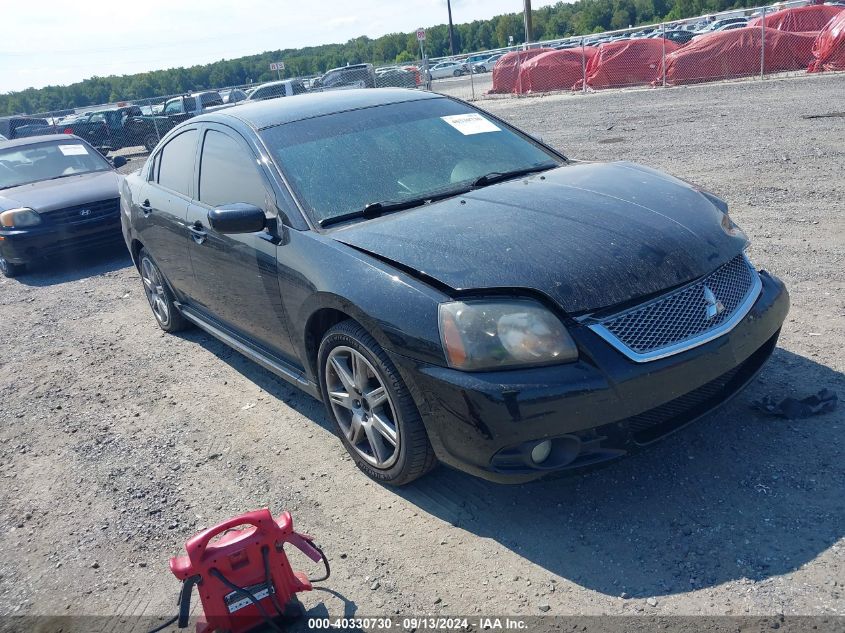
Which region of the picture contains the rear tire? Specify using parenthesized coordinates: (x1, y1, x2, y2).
(138, 248, 189, 333)
(143, 134, 159, 153)
(318, 320, 437, 486)
(0, 255, 25, 278)
(453, 69, 463, 77)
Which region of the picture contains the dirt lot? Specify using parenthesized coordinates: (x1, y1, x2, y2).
(1, 74, 844, 630)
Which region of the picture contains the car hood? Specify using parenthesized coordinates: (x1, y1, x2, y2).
(331, 161, 747, 314)
(0, 170, 121, 213)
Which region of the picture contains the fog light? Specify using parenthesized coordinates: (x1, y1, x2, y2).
(531, 440, 552, 464)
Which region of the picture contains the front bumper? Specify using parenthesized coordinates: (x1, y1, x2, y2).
(390, 270, 789, 483)
(0, 213, 122, 265)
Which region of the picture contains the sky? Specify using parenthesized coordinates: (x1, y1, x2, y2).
(1, 0, 557, 94)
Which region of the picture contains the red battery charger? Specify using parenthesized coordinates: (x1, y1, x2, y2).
(169, 508, 327, 633)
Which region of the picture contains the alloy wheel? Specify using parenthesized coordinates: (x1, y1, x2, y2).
(325, 346, 400, 469)
(140, 256, 170, 325)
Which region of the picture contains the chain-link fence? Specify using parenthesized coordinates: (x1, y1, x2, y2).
(3, 0, 842, 159)
(438, 2, 844, 100)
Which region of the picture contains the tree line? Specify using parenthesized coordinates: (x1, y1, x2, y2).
(1, 0, 749, 116)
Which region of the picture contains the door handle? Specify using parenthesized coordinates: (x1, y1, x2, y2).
(189, 221, 207, 245)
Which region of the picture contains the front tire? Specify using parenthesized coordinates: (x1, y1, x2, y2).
(0, 254, 25, 278)
(138, 248, 189, 333)
(318, 320, 436, 486)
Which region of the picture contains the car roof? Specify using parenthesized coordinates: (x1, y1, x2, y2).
(0, 115, 48, 122)
(89, 105, 137, 113)
(0, 134, 84, 150)
(254, 80, 296, 87)
(201, 88, 442, 131)
(326, 63, 371, 72)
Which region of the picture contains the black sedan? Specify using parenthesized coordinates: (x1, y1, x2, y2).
(0, 135, 127, 277)
(119, 89, 789, 485)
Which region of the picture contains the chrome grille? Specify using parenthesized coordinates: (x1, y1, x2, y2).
(589, 254, 761, 362)
(43, 198, 119, 224)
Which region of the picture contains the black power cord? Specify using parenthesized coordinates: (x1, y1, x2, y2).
(146, 615, 178, 633)
(145, 574, 199, 633)
(262, 546, 289, 619)
(307, 542, 331, 583)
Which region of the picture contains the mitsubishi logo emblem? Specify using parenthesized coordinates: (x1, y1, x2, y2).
(703, 285, 725, 320)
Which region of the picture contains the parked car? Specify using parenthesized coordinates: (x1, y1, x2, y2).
(161, 91, 226, 118)
(220, 88, 248, 104)
(630, 28, 657, 38)
(658, 29, 697, 44)
(375, 68, 417, 88)
(0, 116, 55, 140)
(314, 64, 376, 90)
(473, 54, 504, 73)
(712, 21, 749, 31)
(120, 88, 789, 485)
(428, 60, 466, 79)
(59, 105, 158, 154)
(695, 16, 748, 33)
(464, 53, 492, 67)
(0, 135, 126, 277)
(244, 80, 308, 102)
(139, 103, 165, 116)
(401, 66, 423, 86)
(133, 92, 231, 152)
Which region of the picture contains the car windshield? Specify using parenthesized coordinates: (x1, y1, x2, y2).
(0, 140, 111, 190)
(260, 97, 562, 225)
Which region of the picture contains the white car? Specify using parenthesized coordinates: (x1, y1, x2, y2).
(473, 54, 504, 73)
(713, 21, 748, 31)
(695, 17, 748, 34)
(428, 61, 465, 80)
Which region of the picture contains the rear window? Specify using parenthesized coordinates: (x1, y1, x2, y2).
(155, 129, 198, 196)
(199, 93, 224, 107)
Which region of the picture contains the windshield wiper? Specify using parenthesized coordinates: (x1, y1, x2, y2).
(471, 162, 558, 188)
(46, 173, 80, 181)
(319, 187, 470, 228)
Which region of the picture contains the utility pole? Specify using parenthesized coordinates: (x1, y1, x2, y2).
(447, 0, 456, 56)
(523, 0, 533, 45)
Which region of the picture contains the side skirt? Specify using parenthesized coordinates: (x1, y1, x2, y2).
(178, 304, 322, 400)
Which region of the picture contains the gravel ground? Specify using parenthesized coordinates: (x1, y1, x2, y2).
(1, 74, 843, 630)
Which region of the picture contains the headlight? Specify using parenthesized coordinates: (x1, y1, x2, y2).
(720, 211, 747, 241)
(439, 299, 578, 371)
(0, 207, 42, 228)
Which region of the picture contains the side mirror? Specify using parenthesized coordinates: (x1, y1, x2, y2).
(207, 203, 266, 234)
(112, 156, 127, 169)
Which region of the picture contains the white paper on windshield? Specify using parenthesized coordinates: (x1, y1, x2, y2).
(58, 144, 89, 156)
(441, 113, 501, 135)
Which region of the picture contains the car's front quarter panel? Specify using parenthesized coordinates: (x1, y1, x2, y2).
(277, 229, 450, 382)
